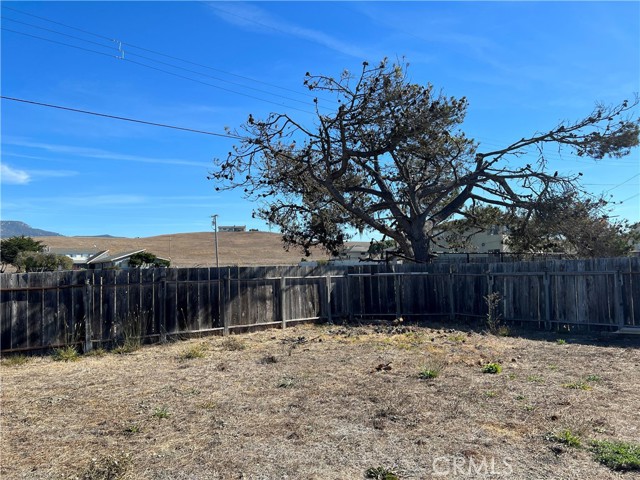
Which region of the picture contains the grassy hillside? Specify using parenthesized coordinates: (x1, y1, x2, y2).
(37, 231, 330, 267)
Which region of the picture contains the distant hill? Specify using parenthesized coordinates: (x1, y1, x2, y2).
(0, 221, 63, 238)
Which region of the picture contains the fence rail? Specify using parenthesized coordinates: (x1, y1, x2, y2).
(1, 257, 638, 353)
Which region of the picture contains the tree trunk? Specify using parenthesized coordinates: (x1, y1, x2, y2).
(409, 234, 432, 263)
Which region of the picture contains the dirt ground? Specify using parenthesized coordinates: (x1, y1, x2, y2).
(1, 321, 639, 479)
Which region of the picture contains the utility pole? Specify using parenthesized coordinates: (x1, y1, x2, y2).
(211, 215, 222, 328)
(211, 215, 220, 269)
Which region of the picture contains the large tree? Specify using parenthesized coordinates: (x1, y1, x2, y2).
(439, 199, 640, 258)
(210, 59, 639, 262)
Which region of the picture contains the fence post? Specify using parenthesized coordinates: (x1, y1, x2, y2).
(394, 270, 402, 319)
(159, 269, 167, 343)
(345, 271, 353, 324)
(448, 268, 455, 321)
(325, 273, 332, 323)
(280, 274, 286, 329)
(543, 271, 552, 330)
(613, 270, 624, 329)
(224, 268, 231, 336)
(83, 279, 93, 353)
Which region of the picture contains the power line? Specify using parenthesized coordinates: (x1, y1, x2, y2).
(2, 4, 113, 41)
(2, 4, 329, 103)
(618, 193, 640, 204)
(3, 16, 118, 52)
(1, 27, 116, 59)
(605, 173, 640, 193)
(2, 25, 318, 115)
(2, 15, 321, 110)
(1, 95, 243, 139)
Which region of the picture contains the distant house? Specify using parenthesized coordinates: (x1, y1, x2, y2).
(45, 247, 148, 270)
(86, 249, 147, 270)
(218, 225, 246, 232)
(45, 247, 108, 269)
(433, 225, 510, 255)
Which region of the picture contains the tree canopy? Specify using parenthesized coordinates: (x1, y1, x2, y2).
(14, 251, 74, 272)
(210, 59, 640, 262)
(128, 251, 170, 268)
(442, 198, 640, 258)
(0, 236, 44, 272)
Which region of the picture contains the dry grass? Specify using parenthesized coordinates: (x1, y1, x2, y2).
(35, 231, 330, 268)
(2, 323, 639, 479)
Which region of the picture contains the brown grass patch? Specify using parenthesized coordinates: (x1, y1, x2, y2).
(35, 231, 330, 268)
(1, 324, 638, 479)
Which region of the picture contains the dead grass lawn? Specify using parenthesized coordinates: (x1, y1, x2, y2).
(2, 323, 639, 479)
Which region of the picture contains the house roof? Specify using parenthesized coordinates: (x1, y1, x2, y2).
(87, 249, 146, 264)
(47, 247, 101, 255)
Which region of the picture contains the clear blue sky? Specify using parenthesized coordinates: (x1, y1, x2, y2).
(2, 1, 639, 238)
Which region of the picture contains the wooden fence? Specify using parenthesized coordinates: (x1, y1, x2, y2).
(1, 257, 638, 353)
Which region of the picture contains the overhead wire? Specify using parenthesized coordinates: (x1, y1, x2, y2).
(1, 5, 332, 105)
(1, 95, 244, 139)
(1, 26, 317, 115)
(2, 15, 321, 110)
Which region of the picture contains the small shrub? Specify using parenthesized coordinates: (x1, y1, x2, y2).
(113, 314, 143, 354)
(482, 362, 502, 374)
(418, 356, 446, 381)
(586, 374, 601, 382)
(222, 336, 246, 351)
(556, 339, 567, 345)
(547, 429, 582, 448)
(485, 390, 497, 398)
(277, 376, 295, 388)
(260, 354, 278, 364)
(485, 291, 506, 335)
(1, 354, 29, 367)
(80, 453, 130, 480)
(418, 368, 439, 380)
(152, 406, 171, 419)
(52, 345, 80, 362)
(84, 348, 107, 357)
(179, 343, 207, 360)
(590, 440, 640, 471)
(123, 423, 141, 434)
(563, 381, 591, 390)
(365, 466, 400, 480)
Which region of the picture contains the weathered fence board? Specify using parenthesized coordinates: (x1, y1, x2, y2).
(1, 257, 639, 353)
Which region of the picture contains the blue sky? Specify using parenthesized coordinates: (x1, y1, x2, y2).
(1, 1, 639, 238)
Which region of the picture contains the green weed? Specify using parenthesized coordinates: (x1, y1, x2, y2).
(277, 376, 296, 388)
(179, 343, 207, 360)
(563, 381, 591, 390)
(52, 345, 80, 362)
(365, 466, 400, 480)
(482, 362, 502, 374)
(546, 429, 582, 448)
(590, 440, 640, 471)
(152, 406, 171, 419)
(1, 354, 29, 366)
